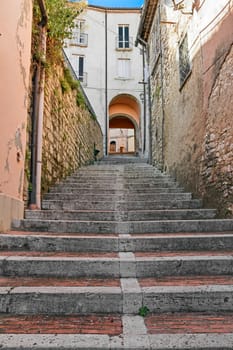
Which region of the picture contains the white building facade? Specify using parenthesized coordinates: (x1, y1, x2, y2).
(64, 4, 149, 157)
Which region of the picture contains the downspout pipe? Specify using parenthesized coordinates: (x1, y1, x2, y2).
(37, 0, 47, 27)
(158, 3, 165, 170)
(105, 9, 108, 156)
(142, 45, 146, 154)
(29, 0, 47, 209)
(136, 36, 152, 164)
(36, 23, 47, 209)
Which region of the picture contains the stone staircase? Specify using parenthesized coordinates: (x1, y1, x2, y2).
(0, 156, 233, 349)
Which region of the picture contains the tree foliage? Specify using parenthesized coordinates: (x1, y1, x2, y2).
(33, 0, 87, 62)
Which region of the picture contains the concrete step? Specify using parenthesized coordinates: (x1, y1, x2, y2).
(12, 218, 233, 234)
(141, 284, 233, 313)
(69, 173, 172, 179)
(43, 193, 192, 201)
(24, 209, 216, 221)
(55, 181, 180, 188)
(49, 187, 184, 194)
(76, 169, 162, 176)
(42, 199, 203, 210)
(44, 192, 192, 204)
(78, 164, 151, 170)
(99, 156, 148, 164)
(0, 286, 122, 314)
(2, 232, 233, 253)
(0, 278, 232, 314)
(64, 175, 175, 184)
(1, 252, 233, 278)
(6, 160, 233, 348)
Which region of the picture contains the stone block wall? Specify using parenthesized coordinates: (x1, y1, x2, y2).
(41, 64, 103, 194)
(200, 44, 233, 216)
(150, 63, 164, 171)
(148, 2, 233, 217)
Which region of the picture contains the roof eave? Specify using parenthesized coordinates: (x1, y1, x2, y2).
(88, 4, 141, 11)
(136, 0, 159, 45)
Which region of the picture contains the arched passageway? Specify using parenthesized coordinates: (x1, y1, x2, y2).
(109, 116, 136, 154)
(108, 94, 140, 155)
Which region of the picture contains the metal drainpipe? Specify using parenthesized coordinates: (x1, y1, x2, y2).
(147, 54, 153, 165)
(29, 0, 47, 209)
(142, 45, 147, 154)
(105, 9, 108, 156)
(158, 3, 165, 170)
(35, 25, 47, 209)
(137, 36, 152, 164)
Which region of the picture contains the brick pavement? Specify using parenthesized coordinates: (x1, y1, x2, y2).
(145, 313, 233, 334)
(0, 277, 120, 287)
(0, 315, 122, 335)
(139, 275, 233, 286)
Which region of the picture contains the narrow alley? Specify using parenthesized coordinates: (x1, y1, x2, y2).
(0, 0, 233, 348)
(0, 156, 233, 348)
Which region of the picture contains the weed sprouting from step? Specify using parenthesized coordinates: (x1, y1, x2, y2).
(138, 306, 150, 317)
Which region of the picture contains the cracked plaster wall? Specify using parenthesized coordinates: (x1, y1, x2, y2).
(0, 0, 32, 230)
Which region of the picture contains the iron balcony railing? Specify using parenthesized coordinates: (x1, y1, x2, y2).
(62, 49, 96, 119)
(70, 33, 88, 47)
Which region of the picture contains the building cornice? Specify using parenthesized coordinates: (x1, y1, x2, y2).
(88, 5, 141, 13)
(136, 0, 159, 44)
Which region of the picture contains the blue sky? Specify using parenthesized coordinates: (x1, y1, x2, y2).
(87, 0, 144, 8)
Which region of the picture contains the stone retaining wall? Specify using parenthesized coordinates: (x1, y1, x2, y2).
(200, 44, 233, 216)
(41, 64, 103, 194)
(148, 4, 233, 217)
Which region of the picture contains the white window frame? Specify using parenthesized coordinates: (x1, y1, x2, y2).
(71, 20, 87, 46)
(72, 54, 85, 82)
(117, 58, 131, 79)
(118, 25, 130, 49)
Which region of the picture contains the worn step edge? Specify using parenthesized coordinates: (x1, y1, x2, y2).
(12, 219, 233, 234)
(44, 193, 192, 201)
(63, 180, 177, 185)
(24, 209, 217, 221)
(1, 233, 233, 252)
(0, 285, 233, 314)
(1, 255, 233, 278)
(0, 333, 232, 350)
(55, 182, 180, 187)
(49, 187, 184, 193)
(0, 286, 122, 314)
(42, 199, 203, 210)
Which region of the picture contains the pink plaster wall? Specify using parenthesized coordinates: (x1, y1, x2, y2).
(0, 0, 32, 200)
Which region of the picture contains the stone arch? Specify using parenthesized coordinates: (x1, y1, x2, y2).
(108, 94, 141, 154)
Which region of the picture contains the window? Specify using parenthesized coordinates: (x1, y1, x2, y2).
(71, 20, 88, 46)
(117, 59, 131, 79)
(118, 25, 130, 49)
(72, 54, 85, 82)
(179, 34, 191, 87)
